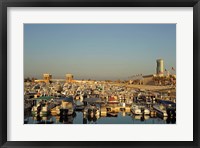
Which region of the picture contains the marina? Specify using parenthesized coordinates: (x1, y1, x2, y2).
(24, 77, 176, 124)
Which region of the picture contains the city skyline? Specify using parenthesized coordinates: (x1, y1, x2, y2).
(24, 24, 176, 80)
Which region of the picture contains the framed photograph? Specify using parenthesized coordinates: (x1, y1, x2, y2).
(0, 0, 199, 148)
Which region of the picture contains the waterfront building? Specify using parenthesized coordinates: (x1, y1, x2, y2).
(43, 73, 52, 83)
(66, 74, 74, 83)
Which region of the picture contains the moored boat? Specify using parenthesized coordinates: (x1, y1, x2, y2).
(131, 104, 142, 115)
(83, 104, 100, 117)
(51, 97, 75, 116)
(153, 104, 168, 117)
(107, 96, 119, 104)
(31, 103, 41, 116)
(75, 100, 84, 111)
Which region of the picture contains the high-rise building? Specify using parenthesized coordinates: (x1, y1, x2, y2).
(156, 59, 164, 76)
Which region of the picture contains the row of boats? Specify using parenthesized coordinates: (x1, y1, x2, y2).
(32, 98, 76, 116)
(31, 97, 175, 119)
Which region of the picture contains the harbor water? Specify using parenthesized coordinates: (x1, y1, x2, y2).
(24, 111, 176, 124)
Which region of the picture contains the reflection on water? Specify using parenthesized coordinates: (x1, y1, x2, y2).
(24, 111, 176, 124)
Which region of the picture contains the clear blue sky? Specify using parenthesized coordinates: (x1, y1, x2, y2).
(24, 24, 176, 80)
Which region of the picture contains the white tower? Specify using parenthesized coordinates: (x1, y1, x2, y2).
(156, 59, 164, 76)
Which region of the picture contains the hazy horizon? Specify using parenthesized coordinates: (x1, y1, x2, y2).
(24, 24, 176, 80)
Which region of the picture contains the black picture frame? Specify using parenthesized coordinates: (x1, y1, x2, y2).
(0, 0, 199, 148)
